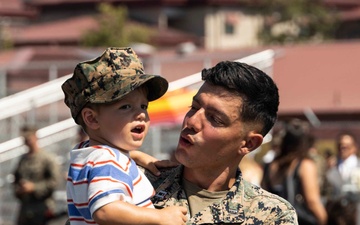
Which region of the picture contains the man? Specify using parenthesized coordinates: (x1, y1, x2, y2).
(326, 132, 360, 197)
(13, 125, 60, 225)
(145, 61, 298, 224)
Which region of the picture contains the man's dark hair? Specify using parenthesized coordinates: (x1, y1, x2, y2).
(201, 61, 279, 136)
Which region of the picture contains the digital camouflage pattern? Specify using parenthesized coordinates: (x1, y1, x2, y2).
(13, 150, 60, 225)
(61, 47, 168, 124)
(145, 166, 298, 225)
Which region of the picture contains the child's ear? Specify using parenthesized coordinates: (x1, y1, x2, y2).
(82, 108, 100, 130)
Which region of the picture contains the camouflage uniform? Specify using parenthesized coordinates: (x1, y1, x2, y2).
(145, 166, 298, 225)
(13, 150, 60, 225)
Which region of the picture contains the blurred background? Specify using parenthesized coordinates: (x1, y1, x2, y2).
(1, 0, 360, 224)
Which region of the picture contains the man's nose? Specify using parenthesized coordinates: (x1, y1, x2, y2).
(184, 109, 203, 132)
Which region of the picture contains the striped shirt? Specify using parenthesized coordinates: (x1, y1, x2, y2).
(66, 141, 155, 225)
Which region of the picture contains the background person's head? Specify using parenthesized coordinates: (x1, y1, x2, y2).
(336, 132, 358, 161)
(21, 125, 39, 153)
(275, 118, 313, 162)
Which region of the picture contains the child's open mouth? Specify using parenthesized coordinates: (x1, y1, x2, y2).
(131, 125, 144, 134)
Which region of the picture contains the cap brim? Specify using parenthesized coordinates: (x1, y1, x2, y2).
(143, 75, 168, 101)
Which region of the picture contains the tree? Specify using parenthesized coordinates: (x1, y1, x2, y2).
(0, 26, 13, 49)
(257, 0, 339, 45)
(81, 3, 153, 47)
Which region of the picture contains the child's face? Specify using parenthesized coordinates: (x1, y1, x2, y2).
(95, 87, 150, 151)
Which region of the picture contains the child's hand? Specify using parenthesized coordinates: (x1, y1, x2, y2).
(130, 151, 179, 176)
(148, 159, 179, 176)
(154, 159, 179, 168)
(158, 206, 187, 225)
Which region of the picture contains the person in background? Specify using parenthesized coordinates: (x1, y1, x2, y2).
(262, 132, 282, 164)
(142, 61, 298, 224)
(326, 194, 357, 225)
(13, 125, 61, 225)
(239, 154, 264, 186)
(261, 119, 327, 225)
(307, 135, 327, 198)
(62, 47, 187, 225)
(326, 131, 360, 197)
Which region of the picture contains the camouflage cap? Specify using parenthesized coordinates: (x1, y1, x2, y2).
(61, 47, 168, 124)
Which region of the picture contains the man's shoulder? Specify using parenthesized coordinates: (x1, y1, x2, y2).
(236, 180, 298, 224)
(141, 166, 181, 189)
(241, 179, 295, 210)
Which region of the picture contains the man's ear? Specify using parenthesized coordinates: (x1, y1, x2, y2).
(238, 132, 263, 155)
(82, 108, 100, 130)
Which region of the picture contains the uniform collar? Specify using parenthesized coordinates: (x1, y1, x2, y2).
(151, 166, 246, 224)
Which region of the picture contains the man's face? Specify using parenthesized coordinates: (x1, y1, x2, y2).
(23, 133, 37, 148)
(338, 134, 358, 160)
(175, 82, 248, 171)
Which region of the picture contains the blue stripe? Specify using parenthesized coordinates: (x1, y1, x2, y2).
(89, 189, 125, 210)
(136, 197, 151, 206)
(67, 204, 82, 217)
(68, 203, 92, 220)
(129, 158, 139, 179)
(70, 164, 134, 189)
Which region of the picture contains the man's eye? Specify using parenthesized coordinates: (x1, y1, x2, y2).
(208, 115, 224, 126)
(141, 104, 148, 110)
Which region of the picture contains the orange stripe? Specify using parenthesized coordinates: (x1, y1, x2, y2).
(93, 145, 116, 157)
(133, 175, 142, 186)
(89, 190, 103, 202)
(72, 180, 88, 185)
(71, 159, 129, 172)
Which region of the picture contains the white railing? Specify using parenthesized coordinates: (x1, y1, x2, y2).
(0, 75, 71, 121)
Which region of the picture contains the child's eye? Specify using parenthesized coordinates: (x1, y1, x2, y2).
(141, 104, 148, 110)
(120, 105, 131, 110)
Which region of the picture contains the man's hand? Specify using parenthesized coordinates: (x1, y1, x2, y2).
(16, 179, 35, 194)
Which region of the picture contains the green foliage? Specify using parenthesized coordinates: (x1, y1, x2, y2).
(257, 0, 340, 45)
(0, 26, 13, 49)
(81, 3, 152, 47)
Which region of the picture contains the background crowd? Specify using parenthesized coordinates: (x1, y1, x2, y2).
(241, 118, 360, 225)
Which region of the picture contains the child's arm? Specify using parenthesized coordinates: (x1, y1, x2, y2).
(93, 200, 187, 225)
(130, 150, 179, 176)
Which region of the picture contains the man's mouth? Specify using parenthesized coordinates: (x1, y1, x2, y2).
(180, 134, 193, 145)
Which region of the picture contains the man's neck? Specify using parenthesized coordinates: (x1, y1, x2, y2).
(182, 167, 237, 192)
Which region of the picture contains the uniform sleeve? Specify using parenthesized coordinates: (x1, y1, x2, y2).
(12, 157, 25, 199)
